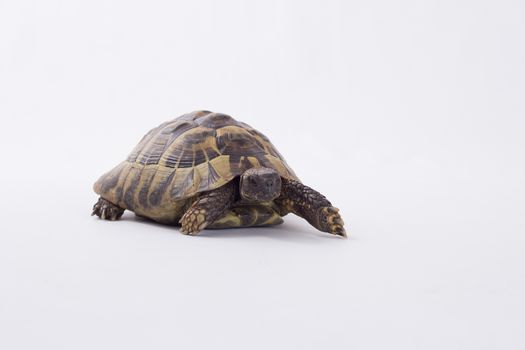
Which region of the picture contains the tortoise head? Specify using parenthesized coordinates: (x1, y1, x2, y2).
(240, 167, 282, 202)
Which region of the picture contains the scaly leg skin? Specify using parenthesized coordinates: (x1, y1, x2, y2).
(179, 181, 236, 235)
(275, 179, 346, 237)
(92, 197, 125, 221)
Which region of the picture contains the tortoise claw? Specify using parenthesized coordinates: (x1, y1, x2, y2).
(332, 225, 347, 238)
(92, 198, 124, 221)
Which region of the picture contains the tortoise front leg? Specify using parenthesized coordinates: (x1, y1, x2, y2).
(275, 179, 346, 237)
(179, 181, 236, 235)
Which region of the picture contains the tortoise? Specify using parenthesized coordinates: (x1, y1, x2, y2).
(92, 110, 346, 237)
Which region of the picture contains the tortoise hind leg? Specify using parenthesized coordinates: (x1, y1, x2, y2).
(92, 197, 125, 221)
(208, 205, 283, 229)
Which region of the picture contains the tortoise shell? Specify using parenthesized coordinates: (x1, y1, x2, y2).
(93, 111, 298, 222)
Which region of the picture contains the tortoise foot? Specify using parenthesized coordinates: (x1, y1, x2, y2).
(92, 197, 124, 221)
(318, 206, 346, 237)
(179, 207, 209, 235)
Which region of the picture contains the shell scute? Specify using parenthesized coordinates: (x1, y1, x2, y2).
(196, 112, 238, 129)
(216, 126, 266, 157)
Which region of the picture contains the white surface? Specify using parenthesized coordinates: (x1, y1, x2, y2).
(1, 0, 524, 349)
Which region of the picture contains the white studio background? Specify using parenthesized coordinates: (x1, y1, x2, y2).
(1, 0, 524, 349)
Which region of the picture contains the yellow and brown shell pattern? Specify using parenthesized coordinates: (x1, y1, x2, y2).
(93, 111, 298, 223)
